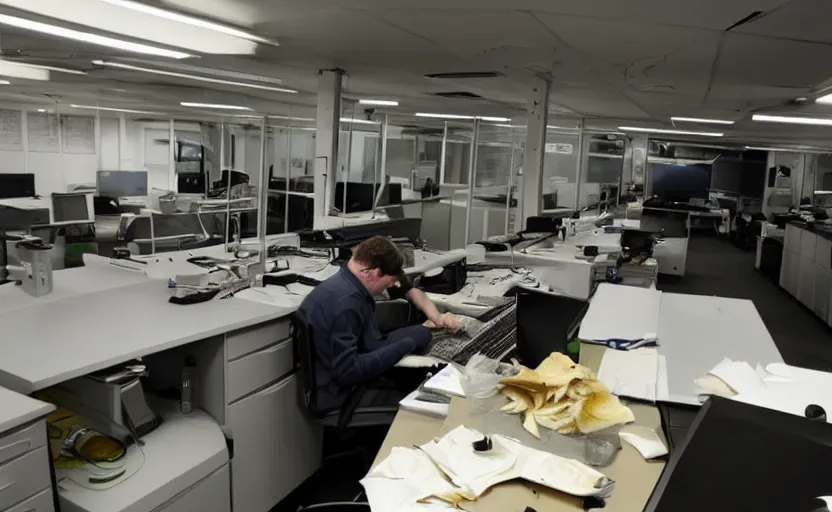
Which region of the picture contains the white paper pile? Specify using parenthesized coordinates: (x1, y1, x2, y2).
(362, 426, 614, 512)
(597, 348, 664, 402)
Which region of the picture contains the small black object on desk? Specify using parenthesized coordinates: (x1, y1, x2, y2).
(472, 436, 492, 452)
(805, 404, 826, 422)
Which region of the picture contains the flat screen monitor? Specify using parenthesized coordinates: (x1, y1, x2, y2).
(52, 194, 90, 223)
(97, 171, 148, 198)
(710, 158, 743, 194)
(0, 173, 35, 199)
(514, 289, 587, 368)
(645, 397, 832, 512)
(335, 182, 379, 213)
(650, 163, 711, 202)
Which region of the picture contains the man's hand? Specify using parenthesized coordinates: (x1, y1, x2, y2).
(424, 312, 461, 333)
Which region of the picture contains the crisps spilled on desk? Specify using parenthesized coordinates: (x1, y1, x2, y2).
(499, 353, 634, 437)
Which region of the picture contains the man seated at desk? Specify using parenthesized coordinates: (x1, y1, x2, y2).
(300, 236, 459, 410)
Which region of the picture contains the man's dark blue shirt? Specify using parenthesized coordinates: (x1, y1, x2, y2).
(299, 265, 425, 411)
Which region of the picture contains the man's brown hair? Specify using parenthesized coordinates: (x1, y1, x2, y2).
(351, 236, 404, 276)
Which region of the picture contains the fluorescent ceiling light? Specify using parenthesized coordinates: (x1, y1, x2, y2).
(92, 60, 297, 94)
(97, 0, 276, 45)
(271, 115, 314, 122)
(816, 94, 832, 104)
(618, 126, 724, 137)
(415, 113, 512, 122)
(16, 63, 86, 75)
(753, 114, 832, 126)
(340, 118, 379, 124)
(671, 116, 735, 125)
(547, 125, 578, 130)
(0, 13, 190, 59)
(359, 99, 398, 106)
(119, 58, 283, 84)
(745, 145, 830, 154)
(37, 108, 46, 112)
(180, 102, 252, 110)
(70, 104, 161, 114)
(0, 60, 49, 81)
(493, 124, 525, 129)
(0, 80, 10, 85)
(415, 113, 474, 120)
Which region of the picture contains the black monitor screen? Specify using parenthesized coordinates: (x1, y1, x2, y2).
(645, 397, 832, 512)
(97, 171, 148, 198)
(52, 194, 89, 223)
(0, 173, 35, 199)
(650, 163, 711, 201)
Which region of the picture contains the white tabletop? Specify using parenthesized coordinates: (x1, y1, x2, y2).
(0, 386, 55, 434)
(658, 293, 783, 405)
(0, 280, 293, 394)
(0, 196, 50, 210)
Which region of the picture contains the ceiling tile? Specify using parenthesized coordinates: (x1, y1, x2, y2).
(735, 0, 832, 44)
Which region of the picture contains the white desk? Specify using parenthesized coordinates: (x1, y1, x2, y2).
(0, 386, 54, 434)
(658, 293, 783, 405)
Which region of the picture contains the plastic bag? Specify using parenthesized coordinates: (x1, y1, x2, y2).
(461, 354, 517, 414)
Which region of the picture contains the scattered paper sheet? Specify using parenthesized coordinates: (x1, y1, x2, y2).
(597, 348, 660, 402)
(579, 284, 662, 342)
(619, 426, 668, 459)
(706, 358, 767, 394)
(398, 390, 449, 419)
(423, 365, 465, 397)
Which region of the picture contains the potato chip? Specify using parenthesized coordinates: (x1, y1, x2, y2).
(523, 410, 540, 439)
(498, 351, 635, 435)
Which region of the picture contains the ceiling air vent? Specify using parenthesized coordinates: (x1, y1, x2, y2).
(431, 91, 483, 99)
(424, 71, 503, 79)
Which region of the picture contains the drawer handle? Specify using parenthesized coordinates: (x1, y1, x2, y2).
(0, 439, 31, 459)
(261, 341, 289, 354)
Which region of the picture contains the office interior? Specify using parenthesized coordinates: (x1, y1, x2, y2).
(2, 2, 832, 512)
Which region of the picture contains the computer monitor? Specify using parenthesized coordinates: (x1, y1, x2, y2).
(650, 163, 711, 202)
(645, 397, 832, 512)
(0, 173, 35, 199)
(51, 193, 91, 223)
(97, 171, 148, 198)
(514, 289, 587, 367)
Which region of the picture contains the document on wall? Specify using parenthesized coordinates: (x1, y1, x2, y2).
(0, 109, 22, 151)
(62, 115, 95, 154)
(27, 112, 59, 153)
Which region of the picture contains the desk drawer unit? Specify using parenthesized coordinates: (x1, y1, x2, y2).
(227, 339, 294, 403)
(817, 236, 832, 270)
(226, 320, 291, 361)
(0, 423, 47, 468)
(0, 446, 51, 511)
(228, 375, 322, 512)
(4, 488, 53, 512)
(785, 223, 801, 253)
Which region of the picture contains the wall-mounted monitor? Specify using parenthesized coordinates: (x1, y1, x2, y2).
(97, 170, 148, 198)
(650, 163, 711, 202)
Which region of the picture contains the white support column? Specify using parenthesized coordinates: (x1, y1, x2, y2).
(464, 118, 481, 245)
(314, 68, 344, 225)
(574, 118, 585, 210)
(439, 121, 448, 184)
(258, 116, 268, 277)
(168, 118, 176, 191)
(118, 114, 127, 170)
(521, 78, 551, 231)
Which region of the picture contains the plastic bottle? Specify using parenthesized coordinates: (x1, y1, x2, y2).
(181, 356, 196, 414)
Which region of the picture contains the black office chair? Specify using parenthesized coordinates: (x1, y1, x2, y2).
(291, 309, 398, 434)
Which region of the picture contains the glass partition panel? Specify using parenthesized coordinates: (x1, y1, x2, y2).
(475, 123, 520, 239)
(268, 105, 316, 233)
(338, 101, 381, 214)
(580, 132, 625, 211)
(541, 118, 581, 211)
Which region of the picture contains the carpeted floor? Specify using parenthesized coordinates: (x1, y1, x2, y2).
(657, 233, 832, 373)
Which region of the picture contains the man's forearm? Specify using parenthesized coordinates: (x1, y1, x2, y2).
(406, 288, 443, 323)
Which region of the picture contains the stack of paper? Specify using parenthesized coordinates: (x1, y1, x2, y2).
(422, 365, 465, 397)
(398, 390, 449, 419)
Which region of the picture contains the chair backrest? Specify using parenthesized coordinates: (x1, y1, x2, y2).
(292, 308, 323, 418)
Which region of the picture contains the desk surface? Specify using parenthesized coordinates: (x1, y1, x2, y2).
(658, 292, 783, 405)
(373, 343, 665, 511)
(0, 386, 55, 433)
(0, 280, 291, 394)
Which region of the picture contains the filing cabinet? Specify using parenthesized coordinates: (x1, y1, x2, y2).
(0, 421, 54, 512)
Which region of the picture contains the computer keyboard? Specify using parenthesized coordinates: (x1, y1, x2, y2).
(422, 300, 517, 365)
